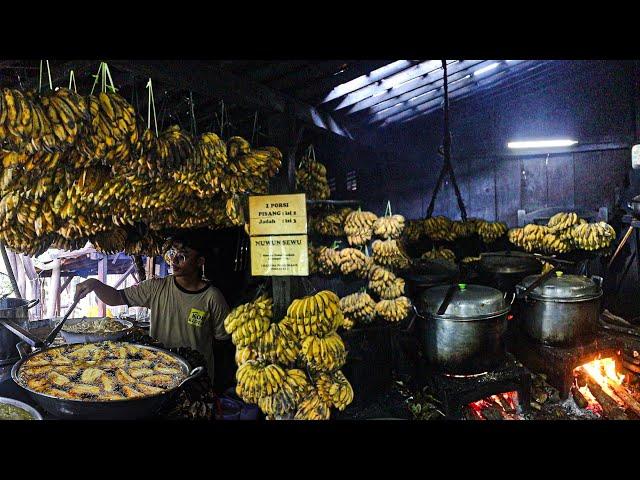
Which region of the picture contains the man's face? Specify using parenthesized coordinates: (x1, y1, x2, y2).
(165, 244, 203, 277)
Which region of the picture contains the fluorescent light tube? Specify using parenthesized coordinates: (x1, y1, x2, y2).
(507, 139, 578, 149)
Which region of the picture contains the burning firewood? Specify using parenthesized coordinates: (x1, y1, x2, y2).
(584, 376, 628, 420)
(571, 385, 589, 409)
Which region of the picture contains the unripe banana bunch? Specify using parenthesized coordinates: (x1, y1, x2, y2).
(508, 224, 550, 252)
(313, 208, 353, 237)
(317, 246, 341, 275)
(235, 360, 287, 404)
(286, 290, 343, 337)
(235, 346, 259, 366)
(344, 210, 378, 245)
(451, 220, 478, 239)
(294, 388, 332, 420)
(476, 220, 508, 244)
(301, 331, 347, 372)
(259, 368, 314, 419)
(367, 265, 400, 297)
(421, 246, 456, 264)
(339, 292, 377, 325)
(296, 153, 330, 200)
(423, 216, 456, 241)
(376, 296, 412, 323)
(404, 220, 425, 243)
(541, 233, 573, 254)
(570, 221, 616, 251)
(371, 239, 410, 270)
(314, 370, 354, 411)
(547, 212, 580, 233)
(224, 294, 273, 347)
(338, 247, 372, 277)
(253, 321, 301, 367)
(373, 214, 406, 239)
(225, 194, 245, 226)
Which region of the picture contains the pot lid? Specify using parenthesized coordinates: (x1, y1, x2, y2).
(420, 283, 510, 320)
(479, 251, 542, 274)
(518, 272, 602, 300)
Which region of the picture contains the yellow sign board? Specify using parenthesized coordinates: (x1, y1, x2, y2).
(250, 235, 309, 276)
(248, 193, 307, 236)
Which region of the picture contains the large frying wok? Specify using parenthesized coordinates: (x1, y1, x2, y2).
(11, 342, 203, 419)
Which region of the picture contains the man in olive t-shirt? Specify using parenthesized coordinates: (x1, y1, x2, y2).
(74, 236, 230, 380)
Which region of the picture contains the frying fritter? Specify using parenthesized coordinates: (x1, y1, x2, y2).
(69, 384, 101, 397)
(154, 366, 182, 375)
(122, 386, 144, 398)
(49, 371, 71, 387)
(140, 374, 174, 387)
(46, 388, 74, 399)
(54, 366, 80, 377)
(129, 360, 153, 369)
(129, 368, 155, 379)
(116, 368, 136, 384)
(137, 383, 165, 396)
(81, 368, 104, 384)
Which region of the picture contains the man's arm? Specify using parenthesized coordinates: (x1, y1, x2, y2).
(74, 279, 126, 306)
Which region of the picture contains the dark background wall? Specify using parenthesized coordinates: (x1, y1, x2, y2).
(314, 60, 639, 225)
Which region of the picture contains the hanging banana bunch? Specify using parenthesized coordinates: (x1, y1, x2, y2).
(371, 239, 410, 270)
(344, 210, 378, 246)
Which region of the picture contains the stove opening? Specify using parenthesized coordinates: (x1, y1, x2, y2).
(573, 356, 640, 420)
(465, 391, 522, 420)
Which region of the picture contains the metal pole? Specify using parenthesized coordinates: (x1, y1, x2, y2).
(0, 242, 22, 299)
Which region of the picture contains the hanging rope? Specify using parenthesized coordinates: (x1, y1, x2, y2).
(38, 60, 53, 93)
(145, 78, 159, 136)
(425, 60, 468, 221)
(251, 111, 258, 145)
(68, 70, 77, 92)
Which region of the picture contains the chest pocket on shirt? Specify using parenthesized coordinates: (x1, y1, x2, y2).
(187, 308, 209, 327)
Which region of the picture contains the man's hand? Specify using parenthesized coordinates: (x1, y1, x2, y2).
(74, 279, 97, 301)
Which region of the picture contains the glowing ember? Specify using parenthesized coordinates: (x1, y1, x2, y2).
(467, 391, 520, 420)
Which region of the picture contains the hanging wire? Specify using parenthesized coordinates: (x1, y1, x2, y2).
(251, 111, 258, 145)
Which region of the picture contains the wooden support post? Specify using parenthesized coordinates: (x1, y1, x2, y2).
(146, 256, 155, 280)
(15, 257, 26, 300)
(98, 255, 107, 317)
(268, 113, 306, 320)
(21, 255, 41, 319)
(47, 259, 61, 318)
(0, 243, 21, 299)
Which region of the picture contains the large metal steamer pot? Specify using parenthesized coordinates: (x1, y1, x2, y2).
(477, 251, 542, 294)
(516, 273, 603, 346)
(0, 299, 39, 364)
(11, 343, 203, 419)
(418, 284, 513, 374)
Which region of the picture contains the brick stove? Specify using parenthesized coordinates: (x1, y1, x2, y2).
(417, 353, 531, 419)
(507, 319, 640, 399)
